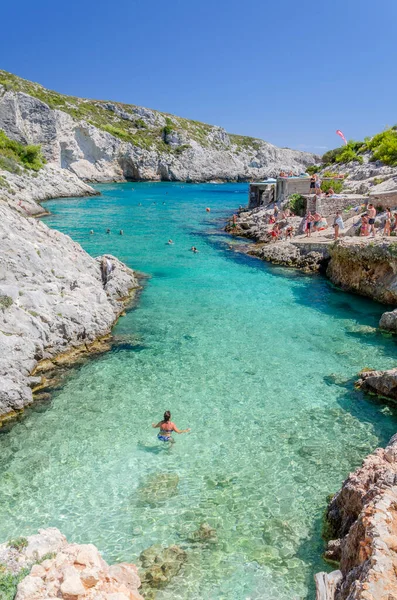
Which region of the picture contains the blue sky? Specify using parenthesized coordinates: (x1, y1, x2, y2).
(1, 0, 396, 153)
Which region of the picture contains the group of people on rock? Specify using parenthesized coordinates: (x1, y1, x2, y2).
(358, 204, 396, 237)
(279, 171, 297, 178)
(304, 211, 329, 238)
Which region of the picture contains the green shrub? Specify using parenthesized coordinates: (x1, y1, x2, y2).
(0, 567, 29, 600)
(321, 179, 344, 194)
(102, 124, 131, 141)
(134, 118, 147, 129)
(288, 193, 306, 216)
(163, 117, 174, 140)
(367, 128, 397, 166)
(0, 295, 13, 309)
(7, 537, 28, 551)
(373, 177, 384, 185)
(306, 165, 321, 175)
(0, 131, 45, 172)
(322, 141, 364, 166)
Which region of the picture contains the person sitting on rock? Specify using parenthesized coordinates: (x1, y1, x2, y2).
(285, 225, 294, 239)
(325, 188, 335, 197)
(152, 411, 190, 443)
(312, 212, 323, 232)
(270, 223, 281, 241)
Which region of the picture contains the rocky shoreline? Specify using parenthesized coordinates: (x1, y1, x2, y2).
(226, 204, 397, 599)
(0, 189, 140, 425)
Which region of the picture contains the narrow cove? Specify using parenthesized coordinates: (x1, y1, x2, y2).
(1, 182, 397, 599)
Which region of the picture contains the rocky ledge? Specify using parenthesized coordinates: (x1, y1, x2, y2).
(0, 200, 139, 424)
(327, 239, 397, 306)
(316, 434, 397, 600)
(0, 163, 98, 217)
(247, 241, 329, 273)
(0, 528, 143, 600)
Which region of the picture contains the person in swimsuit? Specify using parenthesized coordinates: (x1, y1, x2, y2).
(310, 174, 316, 192)
(333, 211, 344, 240)
(305, 212, 314, 237)
(360, 215, 369, 236)
(367, 204, 377, 237)
(383, 207, 391, 236)
(152, 411, 190, 443)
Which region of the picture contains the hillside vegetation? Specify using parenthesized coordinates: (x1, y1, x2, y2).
(0, 70, 264, 154)
(322, 127, 397, 167)
(0, 130, 45, 173)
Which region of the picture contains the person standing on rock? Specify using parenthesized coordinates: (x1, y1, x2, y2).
(333, 211, 344, 240)
(383, 208, 392, 237)
(152, 411, 190, 443)
(305, 212, 314, 237)
(101, 257, 114, 286)
(367, 204, 377, 237)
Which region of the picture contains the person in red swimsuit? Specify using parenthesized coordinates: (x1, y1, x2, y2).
(152, 411, 190, 443)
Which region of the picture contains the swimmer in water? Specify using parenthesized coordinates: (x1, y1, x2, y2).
(89, 230, 94, 235)
(120, 230, 124, 235)
(106, 228, 111, 234)
(167, 239, 174, 245)
(152, 410, 190, 443)
(191, 246, 198, 253)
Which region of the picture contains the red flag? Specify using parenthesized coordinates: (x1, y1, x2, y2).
(336, 130, 347, 145)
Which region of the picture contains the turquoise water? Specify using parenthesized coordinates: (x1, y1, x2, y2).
(2, 182, 397, 599)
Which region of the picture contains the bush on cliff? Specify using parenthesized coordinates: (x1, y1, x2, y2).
(367, 128, 397, 166)
(321, 179, 343, 194)
(322, 141, 364, 166)
(288, 193, 306, 216)
(0, 130, 45, 172)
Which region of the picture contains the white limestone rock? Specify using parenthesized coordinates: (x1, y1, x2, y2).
(0, 83, 317, 187)
(0, 202, 139, 420)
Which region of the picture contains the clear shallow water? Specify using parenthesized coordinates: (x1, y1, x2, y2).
(2, 183, 397, 599)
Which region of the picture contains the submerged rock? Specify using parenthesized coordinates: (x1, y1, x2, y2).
(188, 522, 218, 544)
(138, 544, 187, 598)
(137, 473, 179, 505)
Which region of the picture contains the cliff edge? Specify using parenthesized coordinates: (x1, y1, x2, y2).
(0, 70, 316, 188)
(0, 199, 139, 423)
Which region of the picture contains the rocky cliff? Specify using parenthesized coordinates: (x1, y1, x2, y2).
(316, 434, 397, 600)
(0, 198, 139, 423)
(327, 239, 397, 305)
(0, 70, 316, 189)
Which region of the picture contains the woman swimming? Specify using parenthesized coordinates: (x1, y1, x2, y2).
(152, 411, 190, 443)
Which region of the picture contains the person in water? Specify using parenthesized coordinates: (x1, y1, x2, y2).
(167, 239, 174, 245)
(152, 411, 190, 443)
